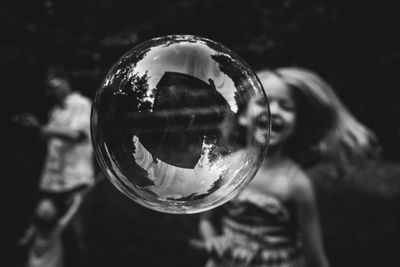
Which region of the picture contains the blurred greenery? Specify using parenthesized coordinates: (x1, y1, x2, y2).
(309, 161, 400, 267)
(1, 0, 399, 158)
(1, 1, 399, 266)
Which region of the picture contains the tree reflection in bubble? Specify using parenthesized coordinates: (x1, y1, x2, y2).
(91, 35, 270, 214)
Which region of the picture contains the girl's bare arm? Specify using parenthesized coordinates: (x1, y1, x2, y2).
(293, 173, 330, 267)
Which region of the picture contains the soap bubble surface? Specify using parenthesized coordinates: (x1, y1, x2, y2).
(91, 35, 270, 214)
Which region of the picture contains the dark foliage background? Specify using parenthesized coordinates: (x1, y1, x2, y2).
(1, 0, 399, 266)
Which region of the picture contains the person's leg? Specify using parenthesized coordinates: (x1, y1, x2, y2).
(65, 185, 92, 267)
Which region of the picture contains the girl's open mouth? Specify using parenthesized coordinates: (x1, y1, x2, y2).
(271, 119, 285, 133)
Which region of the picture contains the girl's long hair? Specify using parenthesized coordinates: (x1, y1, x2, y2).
(258, 67, 378, 171)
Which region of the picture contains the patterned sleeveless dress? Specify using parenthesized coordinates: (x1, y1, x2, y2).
(207, 187, 306, 267)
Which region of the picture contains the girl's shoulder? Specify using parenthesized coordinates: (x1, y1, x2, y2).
(286, 162, 315, 203)
(248, 159, 304, 201)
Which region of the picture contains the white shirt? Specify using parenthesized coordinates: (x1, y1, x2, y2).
(40, 92, 94, 192)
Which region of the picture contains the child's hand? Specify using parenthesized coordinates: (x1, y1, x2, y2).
(12, 113, 41, 130)
(17, 236, 29, 246)
(189, 236, 232, 258)
(17, 226, 34, 247)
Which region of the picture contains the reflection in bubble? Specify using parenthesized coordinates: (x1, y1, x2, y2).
(91, 35, 270, 213)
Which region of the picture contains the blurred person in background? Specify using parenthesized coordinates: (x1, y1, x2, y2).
(14, 65, 95, 266)
(18, 195, 83, 267)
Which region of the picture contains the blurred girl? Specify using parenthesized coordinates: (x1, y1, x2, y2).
(196, 67, 377, 267)
(18, 194, 83, 267)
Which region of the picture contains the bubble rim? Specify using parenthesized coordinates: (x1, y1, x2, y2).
(90, 34, 270, 214)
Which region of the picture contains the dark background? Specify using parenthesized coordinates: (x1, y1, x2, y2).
(1, 0, 400, 266)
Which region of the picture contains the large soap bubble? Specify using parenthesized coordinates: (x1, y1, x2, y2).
(91, 35, 270, 214)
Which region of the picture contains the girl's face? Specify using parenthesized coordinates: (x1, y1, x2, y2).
(262, 74, 297, 148)
(239, 97, 270, 146)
